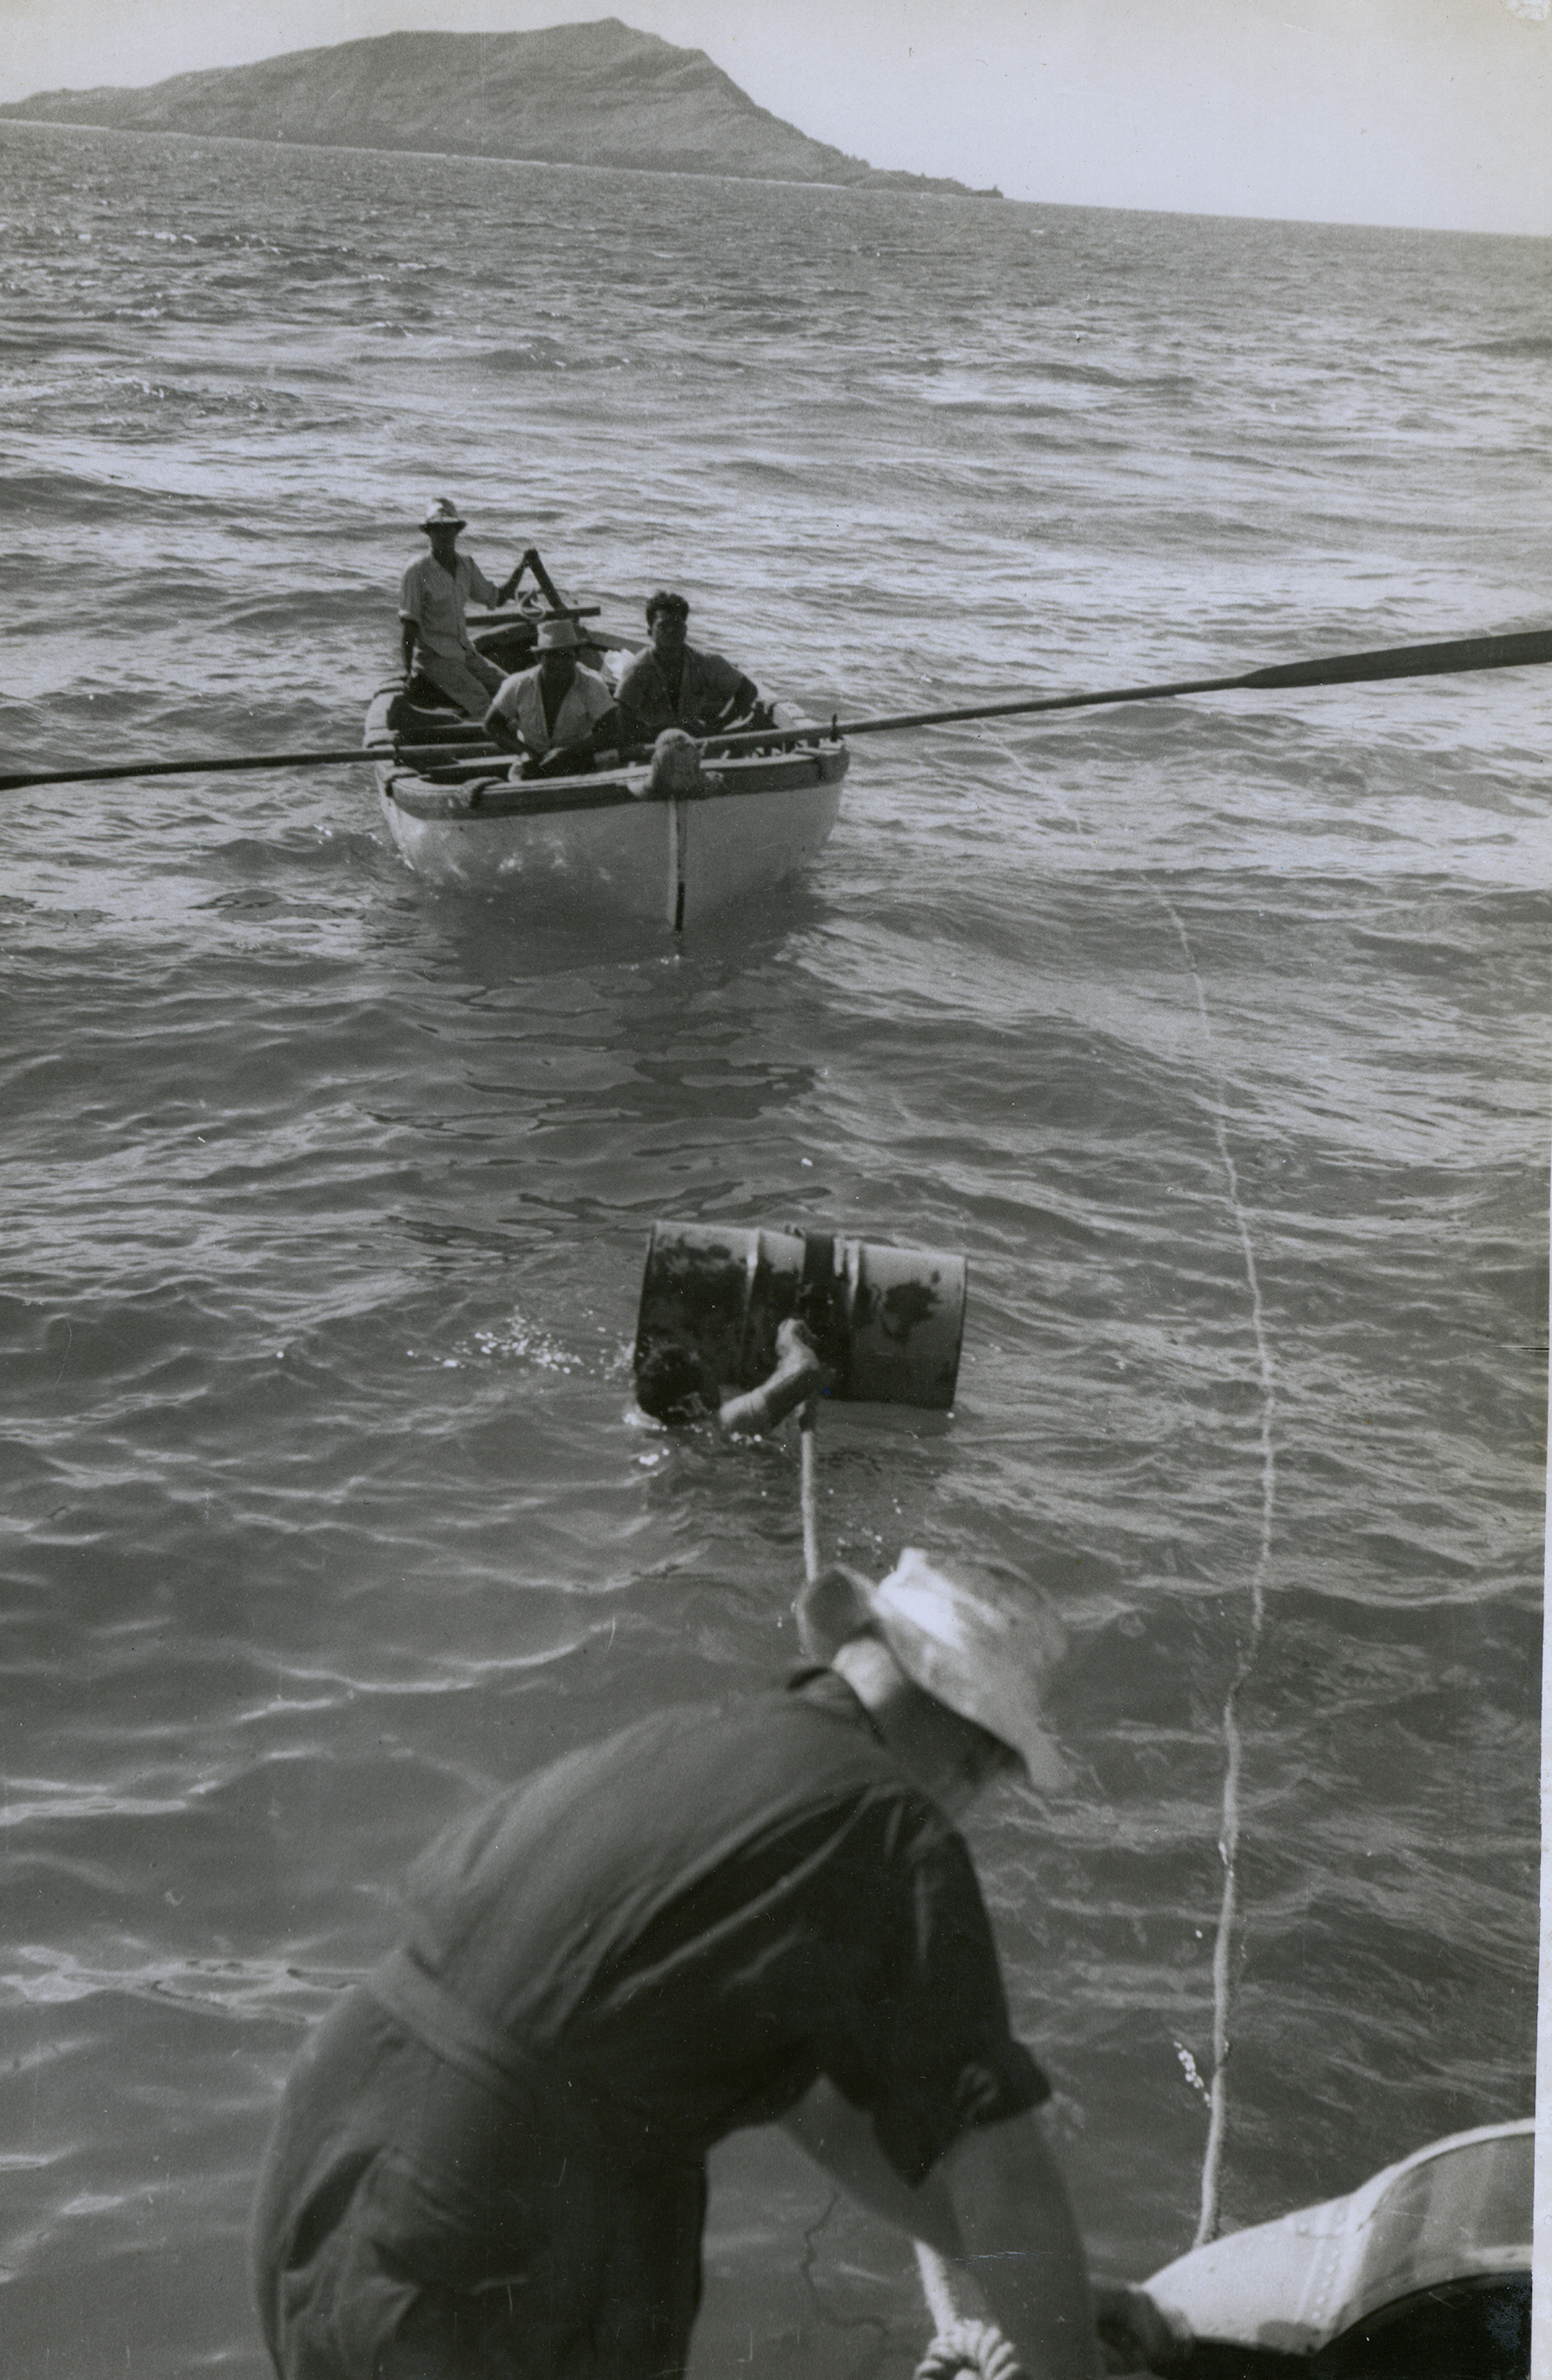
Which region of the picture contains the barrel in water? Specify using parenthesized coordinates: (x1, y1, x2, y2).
(634, 1223, 966, 1409)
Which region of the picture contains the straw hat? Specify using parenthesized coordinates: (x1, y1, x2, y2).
(798, 1547, 1070, 1793)
(536, 616, 580, 651)
(421, 498, 467, 531)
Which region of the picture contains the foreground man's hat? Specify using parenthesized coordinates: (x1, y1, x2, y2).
(536, 616, 580, 650)
(421, 497, 467, 530)
(799, 1547, 1070, 1793)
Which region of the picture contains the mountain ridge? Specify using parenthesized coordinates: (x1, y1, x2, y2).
(0, 20, 1001, 198)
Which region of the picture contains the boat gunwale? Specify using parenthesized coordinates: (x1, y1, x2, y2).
(369, 590, 847, 832)
(379, 742, 846, 821)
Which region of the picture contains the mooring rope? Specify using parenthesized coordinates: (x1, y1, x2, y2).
(1161, 907, 1277, 2249)
(793, 1404, 1014, 2372)
(979, 729, 1278, 2247)
(799, 1411, 822, 1586)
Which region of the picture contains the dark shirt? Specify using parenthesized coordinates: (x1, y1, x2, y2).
(397, 1669, 1047, 2186)
(252, 1673, 1050, 2374)
(614, 642, 753, 739)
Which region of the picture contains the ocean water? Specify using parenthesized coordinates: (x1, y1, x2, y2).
(0, 121, 1546, 2378)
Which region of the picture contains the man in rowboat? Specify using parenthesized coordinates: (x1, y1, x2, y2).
(399, 500, 523, 719)
(614, 588, 770, 742)
(483, 616, 626, 779)
(250, 1548, 1184, 2380)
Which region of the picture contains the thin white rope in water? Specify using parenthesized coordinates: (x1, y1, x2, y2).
(979, 728, 1277, 2247)
(799, 1414, 821, 1587)
(913, 2243, 962, 2335)
(1163, 906, 1277, 2249)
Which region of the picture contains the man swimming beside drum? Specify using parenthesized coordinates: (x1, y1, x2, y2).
(634, 1316, 826, 1435)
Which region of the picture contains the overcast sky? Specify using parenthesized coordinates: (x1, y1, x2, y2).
(2, 0, 1548, 235)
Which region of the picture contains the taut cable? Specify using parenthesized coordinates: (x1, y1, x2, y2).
(793, 1405, 1001, 2370)
(980, 726, 1278, 2248)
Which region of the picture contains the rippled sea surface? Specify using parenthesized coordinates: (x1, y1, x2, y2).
(1, 122, 1547, 2377)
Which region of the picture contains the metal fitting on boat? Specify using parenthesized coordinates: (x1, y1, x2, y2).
(646, 729, 706, 797)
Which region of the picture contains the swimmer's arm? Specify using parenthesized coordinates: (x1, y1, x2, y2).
(716, 1319, 824, 1437)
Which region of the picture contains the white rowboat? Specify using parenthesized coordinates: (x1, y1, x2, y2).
(369, 601, 847, 929)
(1146, 2119, 1530, 2373)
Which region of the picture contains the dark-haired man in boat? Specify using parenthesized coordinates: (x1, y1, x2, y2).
(614, 589, 770, 743)
(482, 616, 626, 779)
(250, 1544, 1184, 2380)
(399, 499, 523, 719)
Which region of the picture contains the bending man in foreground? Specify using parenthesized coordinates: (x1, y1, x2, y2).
(251, 1546, 1184, 2379)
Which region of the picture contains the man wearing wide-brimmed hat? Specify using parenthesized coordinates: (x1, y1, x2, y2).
(251, 1547, 1184, 2380)
(399, 499, 522, 719)
(484, 614, 625, 779)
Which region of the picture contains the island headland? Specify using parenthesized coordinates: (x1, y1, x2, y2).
(0, 17, 1002, 196)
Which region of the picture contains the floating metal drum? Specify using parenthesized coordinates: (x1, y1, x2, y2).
(633, 1222, 967, 1410)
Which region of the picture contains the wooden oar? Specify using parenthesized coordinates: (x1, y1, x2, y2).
(0, 739, 501, 796)
(510, 545, 600, 623)
(6, 622, 1546, 797)
(699, 622, 1552, 758)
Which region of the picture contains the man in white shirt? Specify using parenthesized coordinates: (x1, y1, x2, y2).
(399, 500, 521, 718)
(484, 617, 625, 779)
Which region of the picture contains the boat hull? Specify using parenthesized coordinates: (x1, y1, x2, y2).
(1146, 2119, 1531, 2370)
(368, 686, 846, 928)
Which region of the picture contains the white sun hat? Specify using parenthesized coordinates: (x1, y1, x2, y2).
(799, 1546, 1070, 1793)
